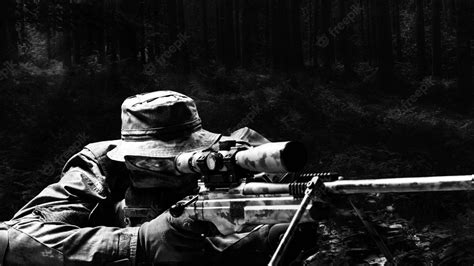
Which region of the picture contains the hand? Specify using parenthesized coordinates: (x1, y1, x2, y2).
(228, 224, 289, 253)
(211, 223, 319, 265)
(205, 224, 288, 265)
(137, 210, 218, 263)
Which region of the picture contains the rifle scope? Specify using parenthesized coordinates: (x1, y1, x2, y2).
(175, 141, 307, 174)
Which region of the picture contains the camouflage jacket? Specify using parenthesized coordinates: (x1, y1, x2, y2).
(1, 127, 269, 265)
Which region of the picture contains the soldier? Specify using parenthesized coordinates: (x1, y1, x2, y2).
(0, 91, 287, 265)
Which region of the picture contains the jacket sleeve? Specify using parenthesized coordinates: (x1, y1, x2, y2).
(3, 150, 139, 266)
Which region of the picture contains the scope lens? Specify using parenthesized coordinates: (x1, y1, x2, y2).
(206, 153, 217, 170)
(281, 141, 307, 172)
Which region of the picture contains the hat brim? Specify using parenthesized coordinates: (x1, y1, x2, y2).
(107, 129, 221, 162)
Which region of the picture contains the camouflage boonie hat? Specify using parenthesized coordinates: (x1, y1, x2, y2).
(107, 90, 221, 162)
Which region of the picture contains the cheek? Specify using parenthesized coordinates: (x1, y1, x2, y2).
(151, 174, 196, 188)
(130, 170, 197, 189)
(172, 174, 198, 188)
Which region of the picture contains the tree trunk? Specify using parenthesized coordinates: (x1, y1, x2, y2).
(39, 0, 52, 60)
(359, 0, 366, 61)
(177, 0, 189, 73)
(201, 0, 210, 60)
(216, 0, 224, 64)
(311, 0, 319, 68)
(392, 0, 402, 60)
(238, 0, 244, 67)
(151, 0, 162, 62)
(287, 0, 294, 68)
(110, 0, 119, 83)
(63, 0, 72, 67)
(165, 0, 178, 67)
(271, 0, 296, 71)
(455, 0, 472, 101)
(233, 0, 240, 66)
(223, 0, 236, 71)
(432, 0, 442, 77)
(265, 0, 272, 67)
(248, 1, 258, 67)
(375, 0, 393, 88)
(271, 0, 282, 70)
(19, 0, 26, 45)
(0, 0, 18, 62)
(139, 0, 146, 64)
(321, 0, 334, 70)
(441, 0, 449, 25)
(366, 0, 372, 63)
(98, 0, 106, 64)
(288, 0, 304, 69)
(72, 3, 81, 64)
(415, 0, 426, 76)
(271, 0, 291, 71)
(242, 0, 258, 68)
(338, 0, 353, 75)
(86, 9, 95, 60)
(118, 0, 139, 62)
(446, 0, 455, 26)
(368, 0, 377, 65)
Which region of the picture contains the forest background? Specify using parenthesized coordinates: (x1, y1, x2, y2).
(0, 0, 473, 264)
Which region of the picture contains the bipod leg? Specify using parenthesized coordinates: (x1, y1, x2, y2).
(268, 175, 326, 266)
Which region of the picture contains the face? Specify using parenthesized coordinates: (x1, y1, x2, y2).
(124, 156, 198, 189)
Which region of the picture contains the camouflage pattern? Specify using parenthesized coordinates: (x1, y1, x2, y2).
(235, 141, 305, 173)
(325, 175, 474, 194)
(175, 141, 306, 174)
(107, 90, 221, 162)
(177, 182, 311, 235)
(179, 175, 474, 235)
(181, 193, 312, 235)
(240, 175, 474, 195)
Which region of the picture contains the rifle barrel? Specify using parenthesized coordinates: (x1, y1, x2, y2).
(241, 175, 474, 195)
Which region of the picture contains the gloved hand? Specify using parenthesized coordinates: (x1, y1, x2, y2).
(223, 224, 289, 253)
(211, 223, 319, 265)
(137, 210, 218, 264)
(206, 224, 288, 265)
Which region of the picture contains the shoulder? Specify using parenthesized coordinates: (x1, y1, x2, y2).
(83, 140, 121, 161)
(60, 140, 124, 197)
(62, 140, 120, 171)
(226, 127, 270, 146)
